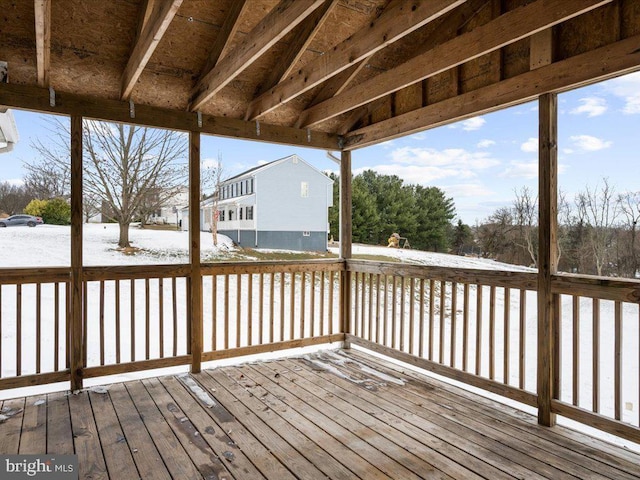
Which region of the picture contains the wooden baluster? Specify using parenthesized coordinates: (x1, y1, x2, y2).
(463, 283, 470, 371)
(572, 295, 580, 406)
(504, 287, 510, 384)
(614, 301, 622, 421)
(159, 278, 164, 358)
(115, 280, 121, 365)
(476, 285, 483, 376)
(519, 289, 527, 390)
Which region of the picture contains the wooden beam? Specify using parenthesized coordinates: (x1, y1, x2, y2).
(120, 0, 183, 100)
(190, 0, 326, 112)
(344, 33, 640, 149)
(537, 92, 558, 427)
(253, 0, 338, 101)
(34, 0, 51, 87)
(339, 150, 352, 343)
(0, 82, 340, 150)
(198, 0, 249, 78)
(70, 115, 83, 391)
(247, 0, 465, 120)
(189, 131, 202, 373)
(300, 0, 612, 128)
(530, 28, 554, 70)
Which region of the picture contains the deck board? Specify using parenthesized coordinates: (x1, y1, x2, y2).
(2, 349, 640, 479)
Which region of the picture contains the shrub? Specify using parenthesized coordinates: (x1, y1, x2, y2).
(41, 197, 71, 225)
(24, 198, 48, 217)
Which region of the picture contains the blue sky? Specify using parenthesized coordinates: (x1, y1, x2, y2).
(1, 71, 638, 225)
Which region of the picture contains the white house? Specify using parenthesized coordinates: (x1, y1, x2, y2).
(202, 154, 333, 251)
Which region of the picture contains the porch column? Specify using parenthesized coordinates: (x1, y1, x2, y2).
(189, 131, 203, 373)
(70, 115, 83, 390)
(339, 150, 352, 344)
(537, 92, 558, 427)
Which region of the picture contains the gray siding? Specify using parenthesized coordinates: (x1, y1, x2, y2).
(219, 229, 327, 251)
(255, 157, 332, 233)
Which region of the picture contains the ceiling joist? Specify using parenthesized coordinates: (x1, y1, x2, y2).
(120, 0, 183, 100)
(189, 0, 327, 112)
(247, 0, 466, 121)
(34, 0, 51, 87)
(198, 0, 249, 78)
(345, 34, 640, 149)
(299, 0, 612, 128)
(251, 0, 338, 103)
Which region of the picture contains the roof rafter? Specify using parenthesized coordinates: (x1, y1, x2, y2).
(344, 34, 640, 149)
(299, 0, 612, 128)
(34, 0, 51, 87)
(120, 0, 183, 100)
(247, 0, 466, 121)
(189, 0, 326, 112)
(198, 0, 249, 78)
(251, 0, 338, 104)
(335, 0, 490, 133)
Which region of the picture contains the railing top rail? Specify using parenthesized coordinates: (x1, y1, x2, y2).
(83, 264, 191, 281)
(347, 259, 537, 290)
(201, 259, 344, 275)
(0, 267, 71, 285)
(552, 272, 640, 303)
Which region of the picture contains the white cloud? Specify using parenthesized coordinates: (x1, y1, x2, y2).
(357, 146, 500, 184)
(500, 161, 538, 179)
(603, 71, 640, 114)
(569, 134, 612, 152)
(442, 183, 494, 198)
(570, 97, 607, 117)
(3, 178, 25, 186)
(477, 139, 496, 148)
(520, 137, 538, 153)
(500, 160, 567, 179)
(461, 117, 486, 131)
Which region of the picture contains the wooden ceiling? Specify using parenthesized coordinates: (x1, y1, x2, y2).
(1, 0, 639, 151)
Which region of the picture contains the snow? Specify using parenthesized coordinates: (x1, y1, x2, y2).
(0, 224, 638, 452)
(0, 223, 235, 266)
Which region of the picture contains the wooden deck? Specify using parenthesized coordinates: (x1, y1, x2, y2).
(1, 350, 640, 480)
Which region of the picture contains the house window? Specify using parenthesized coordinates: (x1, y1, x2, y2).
(229, 210, 233, 221)
(303, 231, 310, 237)
(301, 181, 309, 198)
(239, 207, 243, 220)
(250, 178, 254, 193)
(219, 210, 225, 222)
(246, 206, 253, 220)
(240, 181, 244, 195)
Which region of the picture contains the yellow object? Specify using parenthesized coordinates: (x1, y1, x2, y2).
(387, 233, 400, 248)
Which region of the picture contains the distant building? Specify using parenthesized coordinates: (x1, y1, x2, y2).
(200, 154, 333, 251)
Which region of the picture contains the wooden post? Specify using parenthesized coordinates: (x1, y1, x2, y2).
(537, 93, 558, 427)
(189, 131, 203, 373)
(70, 115, 83, 391)
(339, 150, 352, 346)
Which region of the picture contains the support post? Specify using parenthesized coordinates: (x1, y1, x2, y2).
(189, 131, 202, 373)
(339, 150, 352, 346)
(70, 115, 83, 391)
(537, 92, 558, 426)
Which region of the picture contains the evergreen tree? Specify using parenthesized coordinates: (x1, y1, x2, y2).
(413, 185, 456, 251)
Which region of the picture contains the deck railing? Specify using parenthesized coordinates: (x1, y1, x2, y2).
(346, 261, 539, 407)
(0, 259, 638, 444)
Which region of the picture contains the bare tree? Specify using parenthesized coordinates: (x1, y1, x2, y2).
(201, 154, 224, 246)
(617, 191, 640, 277)
(25, 118, 187, 247)
(576, 178, 619, 276)
(83, 121, 187, 247)
(0, 182, 32, 215)
(25, 126, 71, 199)
(513, 186, 538, 267)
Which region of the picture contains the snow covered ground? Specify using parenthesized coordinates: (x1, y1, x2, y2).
(0, 224, 638, 452)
